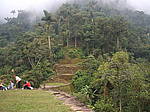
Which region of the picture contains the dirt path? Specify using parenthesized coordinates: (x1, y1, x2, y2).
(43, 63, 94, 112)
(50, 90, 94, 112)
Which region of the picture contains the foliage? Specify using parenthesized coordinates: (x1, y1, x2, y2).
(22, 60, 54, 88)
(72, 55, 100, 92)
(72, 70, 93, 92)
(72, 51, 150, 112)
(52, 46, 65, 61)
(80, 55, 100, 72)
(0, 1, 150, 111)
(94, 97, 116, 112)
(63, 47, 84, 59)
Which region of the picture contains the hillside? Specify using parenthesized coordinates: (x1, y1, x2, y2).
(0, 0, 150, 112)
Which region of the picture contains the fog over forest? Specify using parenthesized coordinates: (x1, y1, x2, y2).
(0, 0, 150, 22)
(0, 0, 150, 111)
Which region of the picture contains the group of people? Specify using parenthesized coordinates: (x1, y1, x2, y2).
(0, 75, 33, 91)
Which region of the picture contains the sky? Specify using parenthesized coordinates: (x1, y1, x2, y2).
(127, 0, 150, 13)
(0, 0, 67, 21)
(0, 0, 150, 21)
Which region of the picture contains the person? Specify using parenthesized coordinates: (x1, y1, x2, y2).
(23, 81, 32, 90)
(0, 82, 3, 90)
(13, 75, 22, 88)
(8, 80, 14, 90)
(0, 82, 7, 91)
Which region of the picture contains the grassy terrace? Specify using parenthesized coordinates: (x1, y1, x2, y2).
(0, 90, 72, 112)
(45, 83, 66, 86)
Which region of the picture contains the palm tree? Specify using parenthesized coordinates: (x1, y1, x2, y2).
(10, 10, 16, 16)
(42, 10, 57, 55)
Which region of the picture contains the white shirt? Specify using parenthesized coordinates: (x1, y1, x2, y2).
(16, 76, 21, 82)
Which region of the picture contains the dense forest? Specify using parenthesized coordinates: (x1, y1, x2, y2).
(0, 0, 149, 111)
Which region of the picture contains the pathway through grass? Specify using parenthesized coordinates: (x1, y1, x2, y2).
(0, 90, 72, 112)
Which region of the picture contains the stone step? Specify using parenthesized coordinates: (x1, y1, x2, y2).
(49, 74, 74, 83)
(58, 58, 83, 64)
(49, 90, 94, 112)
(58, 74, 74, 81)
(54, 64, 80, 74)
(43, 83, 71, 89)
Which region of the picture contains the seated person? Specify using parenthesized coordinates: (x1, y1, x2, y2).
(0, 82, 7, 91)
(23, 81, 32, 90)
(8, 80, 14, 90)
(0, 83, 3, 90)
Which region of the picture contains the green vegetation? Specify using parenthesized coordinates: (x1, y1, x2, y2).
(72, 51, 150, 112)
(0, 0, 150, 111)
(50, 84, 74, 94)
(0, 90, 71, 112)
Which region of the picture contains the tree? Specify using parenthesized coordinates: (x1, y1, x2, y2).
(10, 10, 16, 16)
(42, 10, 57, 56)
(96, 51, 148, 112)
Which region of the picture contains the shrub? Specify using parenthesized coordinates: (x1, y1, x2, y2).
(52, 46, 64, 61)
(72, 70, 93, 92)
(63, 48, 84, 59)
(22, 60, 54, 88)
(80, 55, 100, 72)
(94, 98, 116, 112)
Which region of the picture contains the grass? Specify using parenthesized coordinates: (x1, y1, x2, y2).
(59, 58, 84, 64)
(45, 82, 66, 86)
(0, 90, 72, 112)
(50, 84, 74, 94)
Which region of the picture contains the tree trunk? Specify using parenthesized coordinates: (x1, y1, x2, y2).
(48, 36, 52, 55)
(67, 14, 70, 47)
(67, 37, 69, 47)
(139, 107, 141, 112)
(103, 86, 109, 97)
(86, 42, 89, 55)
(75, 37, 77, 48)
(119, 97, 122, 112)
(119, 86, 122, 112)
(138, 101, 141, 112)
(117, 36, 120, 51)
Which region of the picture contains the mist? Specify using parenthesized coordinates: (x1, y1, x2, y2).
(0, 0, 67, 22)
(127, 0, 150, 13)
(0, 0, 150, 22)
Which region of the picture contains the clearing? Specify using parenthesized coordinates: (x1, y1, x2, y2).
(0, 90, 72, 112)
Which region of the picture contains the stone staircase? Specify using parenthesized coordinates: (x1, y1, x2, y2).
(50, 91, 94, 112)
(48, 64, 80, 84)
(54, 64, 80, 75)
(42, 60, 94, 112)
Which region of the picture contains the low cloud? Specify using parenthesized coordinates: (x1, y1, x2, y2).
(0, 0, 150, 22)
(0, 0, 66, 21)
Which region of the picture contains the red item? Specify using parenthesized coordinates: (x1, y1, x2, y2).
(24, 82, 31, 87)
